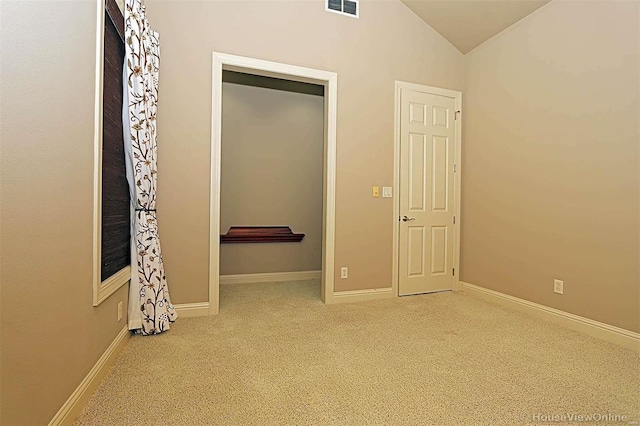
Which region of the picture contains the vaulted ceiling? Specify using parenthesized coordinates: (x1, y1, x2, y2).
(400, 0, 552, 53)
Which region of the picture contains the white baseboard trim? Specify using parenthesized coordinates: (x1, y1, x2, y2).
(174, 302, 210, 318)
(332, 287, 394, 304)
(220, 270, 322, 285)
(459, 281, 640, 353)
(49, 325, 130, 425)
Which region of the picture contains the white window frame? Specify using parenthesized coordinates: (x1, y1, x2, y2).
(325, 0, 359, 19)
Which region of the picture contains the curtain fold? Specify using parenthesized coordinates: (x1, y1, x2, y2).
(122, 0, 177, 335)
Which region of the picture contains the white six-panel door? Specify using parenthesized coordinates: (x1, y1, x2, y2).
(399, 88, 456, 295)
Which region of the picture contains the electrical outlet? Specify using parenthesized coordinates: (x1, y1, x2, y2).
(553, 279, 564, 295)
(117, 301, 123, 321)
(341, 267, 349, 279)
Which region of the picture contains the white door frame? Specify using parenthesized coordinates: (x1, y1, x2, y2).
(392, 81, 462, 295)
(209, 52, 338, 314)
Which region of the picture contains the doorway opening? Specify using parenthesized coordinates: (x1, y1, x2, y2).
(209, 53, 338, 314)
(219, 71, 324, 308)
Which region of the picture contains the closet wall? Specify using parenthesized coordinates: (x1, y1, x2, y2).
(220, 81, 324, 275)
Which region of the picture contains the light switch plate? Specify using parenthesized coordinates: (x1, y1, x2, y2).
(382, 187, 392, 198)
(372, 186, 380, 198)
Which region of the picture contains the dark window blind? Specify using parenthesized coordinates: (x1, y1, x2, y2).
(101, 0, 130, 281)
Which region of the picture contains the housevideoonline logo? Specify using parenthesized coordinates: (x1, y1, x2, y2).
(532, 412, 632, 423)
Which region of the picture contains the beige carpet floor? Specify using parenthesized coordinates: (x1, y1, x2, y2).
(75, 280, 639, 425)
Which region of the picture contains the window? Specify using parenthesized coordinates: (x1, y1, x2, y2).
(93, 0, 131, 306)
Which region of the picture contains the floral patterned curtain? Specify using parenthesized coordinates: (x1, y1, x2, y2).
(122, 0, 177, 335)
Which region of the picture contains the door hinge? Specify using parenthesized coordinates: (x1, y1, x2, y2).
(453, 216, 456, 224)
(454, 110, 461, 120)
(452, 268, 455, 276)
(454, 164, 457, 173)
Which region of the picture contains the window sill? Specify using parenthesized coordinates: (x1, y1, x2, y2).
(93, 266, 131, 306)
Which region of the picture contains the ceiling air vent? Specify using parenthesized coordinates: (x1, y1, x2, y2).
(326, 0, 359, 18)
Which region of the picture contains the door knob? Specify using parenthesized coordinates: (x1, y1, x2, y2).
(402, 216, 416, 222)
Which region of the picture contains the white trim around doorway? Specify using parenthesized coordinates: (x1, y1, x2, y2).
(392, 81, 462, 296)
(209, 52, 338, 314)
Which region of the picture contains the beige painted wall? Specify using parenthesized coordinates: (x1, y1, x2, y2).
(0, 1, 130, 424)
(220, 82, 323, 275)
(462, 0, 640, 332)
(146, 0, 464, 301)
(0, 2, 635, 424)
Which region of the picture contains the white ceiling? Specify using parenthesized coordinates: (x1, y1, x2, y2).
(400, 0, 552, 54)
